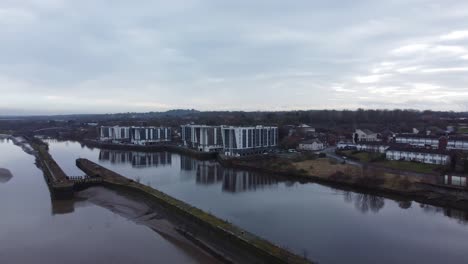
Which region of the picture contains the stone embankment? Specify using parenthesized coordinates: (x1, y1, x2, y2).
(76, 158, 312, 264)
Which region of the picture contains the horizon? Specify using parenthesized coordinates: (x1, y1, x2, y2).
(1, 1, 468, 114)
(1, 108, 468, 118)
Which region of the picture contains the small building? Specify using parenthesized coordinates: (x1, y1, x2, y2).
(385, 146, 451, 165)
(356, 141, 390, 153)
(337, 141, 356, 150)
(353, 129, 380, 143)
(298, 139, 325, 151)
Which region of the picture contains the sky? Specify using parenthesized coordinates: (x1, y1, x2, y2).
(1, 0, 468, 115)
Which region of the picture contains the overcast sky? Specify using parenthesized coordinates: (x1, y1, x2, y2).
(1, 0, 468, 115)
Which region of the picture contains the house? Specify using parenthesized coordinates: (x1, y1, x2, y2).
(385, 145, 451, 165)
(356, 141, 390, 153)
(447, 136, 468, 151)
(395, 134, 440, 148)
(221, 126, 278, 156)
(352, 129, 380, 143)
(337, 141, 357, 150)
(181, 125, 223, 152)
(298, 139, 325, 151)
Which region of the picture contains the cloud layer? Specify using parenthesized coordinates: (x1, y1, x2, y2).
(1, 0, 468, 114)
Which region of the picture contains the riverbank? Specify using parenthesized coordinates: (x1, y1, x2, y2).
(76, 158, 311, 264)
(218, 155, 468, 211)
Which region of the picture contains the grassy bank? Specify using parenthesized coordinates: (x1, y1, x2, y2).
(339, 150, 442, 174)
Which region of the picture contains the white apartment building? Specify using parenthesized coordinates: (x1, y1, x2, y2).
(130, 127, 171, 145)
(181, 125, 223, 152)
(222, 126, 278, 157)
(99, 126, 130, 142)
(98, 126, 171, 145)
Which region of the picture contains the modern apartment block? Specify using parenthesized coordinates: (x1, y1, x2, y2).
(181, 125, 223, 152)
(99, 126, 130, 142)
(221, 126, 278, 156)
(130, 127, 171, 145)
(98, 126, 171, 145)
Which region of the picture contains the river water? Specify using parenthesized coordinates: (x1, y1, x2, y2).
(0, 138, 219, 264)
(4, 138, 468, 264)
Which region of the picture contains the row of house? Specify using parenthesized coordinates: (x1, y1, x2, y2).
(181, 125, 279, 157)
(99, 126, 172, 145)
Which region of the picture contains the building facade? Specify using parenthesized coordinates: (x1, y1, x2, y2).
(98, 126, 171, 145)
(130, 127, 171, 145)
(447, 136, 468, 151)
(353, 129, 380, 143)
(181, 125, 223, 152)
(221, 126, 278, 156)
(356, 141, 390, 153)
(395, 134, 440, 148)
(99, 126, 130, 142)
(385, 146, 451, 165)
(298, 139, 325, 151)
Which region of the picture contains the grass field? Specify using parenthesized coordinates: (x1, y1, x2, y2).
(341, 150, 383, 162)
(375, 160, 441, 174)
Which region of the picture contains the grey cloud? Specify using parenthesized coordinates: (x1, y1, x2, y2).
(0, 0, 468, 114)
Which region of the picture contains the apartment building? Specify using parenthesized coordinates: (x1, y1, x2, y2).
(181, 125, 223, 152)
(98, 126, 171, 145)
(221, 126, 278, 157)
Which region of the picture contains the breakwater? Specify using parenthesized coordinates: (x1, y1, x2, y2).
(76, 158, 312, 264)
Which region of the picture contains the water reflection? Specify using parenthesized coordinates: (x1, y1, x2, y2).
(181, 156, 279, 193)
(99, 150, 172, 168)
(419, 204, 468, 224)
(342, 191, 385, 213)
(0, 168, 13, 183)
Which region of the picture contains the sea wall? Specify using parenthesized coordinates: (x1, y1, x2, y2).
(76, 158, 311, 264)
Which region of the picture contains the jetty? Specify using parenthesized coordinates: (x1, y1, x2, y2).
(28, 136, 311, 263)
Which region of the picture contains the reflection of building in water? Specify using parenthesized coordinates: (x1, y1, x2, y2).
(180, 156, 278, 192)
(222, 170, 278, 193)
(420, 204, 468, 224)
(180, 155, 198, 171)
(196, 161, 224, 185)
(99, 150, 172, 168)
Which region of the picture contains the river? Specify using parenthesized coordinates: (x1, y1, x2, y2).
(3, 138, 468, 263)
(0, 138, 219, 264)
